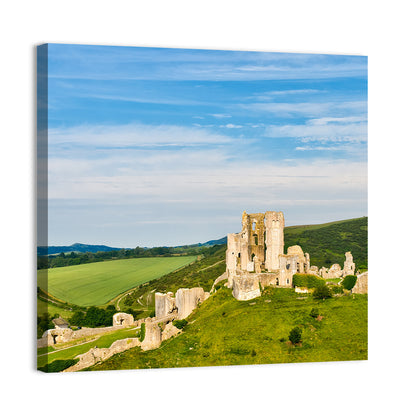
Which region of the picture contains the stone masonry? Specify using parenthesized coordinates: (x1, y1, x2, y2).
(226, 211, 313, 300)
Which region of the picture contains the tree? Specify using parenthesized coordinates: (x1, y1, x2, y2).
(313, 285, 332, 299)
(342, 275, 357, 291)
(289, 327, 302, 345)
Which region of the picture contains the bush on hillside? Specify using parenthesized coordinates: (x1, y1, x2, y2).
(342, 275, 357, 291)
(310, 308, 319, 318)
(293, 273, 326, 289)
(313, 285, 332, 299)
(38, 359, 78, 373)
(289, 327, 302, 345)
(330, 285, 344, 294)
(69, 306, 113, 327)
(172, 319, 188, 330)
(140, 323, 146, 342)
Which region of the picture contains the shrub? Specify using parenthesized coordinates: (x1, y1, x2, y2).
(140, 323, 146, 342)
(289, 327, 302, 345)
(331, 285, 344, 294)
(342, 275, 357, 291)
(293, 273, 326, 289)
(310, 308, 319, 318)
(313, 285, 332, 299)
(38, 359, 78, 373)
(172, 319, 188, 330)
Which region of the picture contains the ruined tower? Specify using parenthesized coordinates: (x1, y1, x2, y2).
(225, 210, 313, 300)
(264, 210, 285, 271)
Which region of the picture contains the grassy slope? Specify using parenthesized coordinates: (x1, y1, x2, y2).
(284, 217, 368, 270)
(38, 256, 197, 307)
(90, 287, 367, 371)
(118, 245, 226, 317)
(37, 326, 140, 368)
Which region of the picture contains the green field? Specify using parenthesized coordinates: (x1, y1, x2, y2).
(38, 256, 197, 307)
(90, 287, 367, 371)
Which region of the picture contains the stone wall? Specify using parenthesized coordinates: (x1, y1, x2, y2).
(155, 292, 176, 318)
(343, 251, 356, 276)
(352, 272, 368, 294)
(64, 338, 141, 372)
(38, 315, 138, 347)
(321, 263, 343, 279)
(176, 287, 208, 319)
(141, 320, 162, 351)
(113, 312, 134, 327)
(232, 275, 261, 301)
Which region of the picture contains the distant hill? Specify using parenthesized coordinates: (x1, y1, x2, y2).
(37, 243, 125, 256)
(38, 217, 367, 270)
(38, 236, 227, 257)
(284, 217, 368, 270)
(200, 236, 227, 246)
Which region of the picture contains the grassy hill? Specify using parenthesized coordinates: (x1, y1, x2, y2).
(89, 287, 367, 371)
(284, 217, 368, 270)
(37, 216, 367, 329)
(118, 244, 226, 317)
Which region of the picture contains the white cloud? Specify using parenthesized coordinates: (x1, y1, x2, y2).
(220, 124, 243, 129)
(241, 101, 367, 118)
(49, 123, 233, 148)
(252, 89, 322, 101)
(211, 114, 232, 118)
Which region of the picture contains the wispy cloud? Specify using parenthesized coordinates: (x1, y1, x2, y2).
(49, 123, 234, 149)
(252, 89, 322, 101)
(241, 101, 367, 118)
(265, 116, 367, 142)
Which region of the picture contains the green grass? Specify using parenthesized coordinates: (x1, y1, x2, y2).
(37, 326, 140, 368)
(89, 287, 367, 371)
(37, 256, 197, 307)
(285, 217, 368, 269)
(37, 298, 74, 320)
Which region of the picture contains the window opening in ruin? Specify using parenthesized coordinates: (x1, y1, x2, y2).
(286, 264, 290, 270)
(254, 234, 258, 245)
(251, 253, 255, 261)
(286, 279, 289, 284)
(252, 222, 256, 232)
(120, 318, 124, 325)
(238, 253, 240, 258)
(276, 278, 279, 286)
(52, 334, 58, 344)
(296, 263, 300, 272)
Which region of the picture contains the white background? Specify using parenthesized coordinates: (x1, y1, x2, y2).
(1, 1, 415, 415)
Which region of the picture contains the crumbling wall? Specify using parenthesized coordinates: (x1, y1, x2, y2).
(113, 312, 134, 327)
(343, 251, 356, 276)
(155, 292, 176, 319)
(264, 211, 284, 271)
(64, 338, 141, 372)
(232, 275, 261, 301)
(321, 263, 343, 279)
(352, 272, 368, 294)
(40, 328, 73, 347)
(176, 287, 207, 319)
(141, 320, 162, 351)
(161, 322, 181, 341)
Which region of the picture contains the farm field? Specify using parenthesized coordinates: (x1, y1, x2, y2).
(37, 256, 197, 307)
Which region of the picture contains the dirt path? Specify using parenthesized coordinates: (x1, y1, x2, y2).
(199, 259, 225, 272)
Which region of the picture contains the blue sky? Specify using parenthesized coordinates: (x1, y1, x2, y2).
(46, 44, 367, 247)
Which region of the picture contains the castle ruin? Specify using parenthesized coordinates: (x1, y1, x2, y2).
(225, 210, 357, 300)
(226, 211, 311, 300)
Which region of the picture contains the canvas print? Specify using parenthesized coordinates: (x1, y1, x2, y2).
(37, 44, 368, 372)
